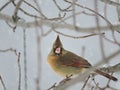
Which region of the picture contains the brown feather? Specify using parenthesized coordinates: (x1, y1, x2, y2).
(95, 69, 118, 81)
(59, 50, 91, 68)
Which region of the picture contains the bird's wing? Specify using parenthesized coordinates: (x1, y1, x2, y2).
(60, 51, 91, 68)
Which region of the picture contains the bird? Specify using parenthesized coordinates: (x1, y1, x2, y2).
(47, 35, 117, 81)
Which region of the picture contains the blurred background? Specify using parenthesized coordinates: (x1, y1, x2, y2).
(0, 0, 120, 90)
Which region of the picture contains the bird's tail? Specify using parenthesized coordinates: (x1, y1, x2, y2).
(95, 69, 117, 81)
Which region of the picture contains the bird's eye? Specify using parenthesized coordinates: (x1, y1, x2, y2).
(54, 47, 62, 55)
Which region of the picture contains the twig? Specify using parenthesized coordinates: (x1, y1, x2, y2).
(23, 29, 27, 90)
(92, 78, 102, 90)
(100, 63, 120, 73)
(81, 75, 90, 90)
(0, 0, 11, 11)
(106, 73, 113, 87)
(103, 35, 120, 46)
(60, 11, 96, 24)
(94, 0, 106, 60)
(64, 0, 112, 25)
(64, 0, 119, 44)
(0, 75, 6, 90)
(13, 0, 24, 17)
(33, 0, 47, 19)
(1, 13, 120, 32)
(0, 48, 17, 55)
(46, 13, 66, 21)
(116, 0, 120, 21)
(72, 0, 77, 31)
(91, 86, 94, 90)
(104, 2, 107, 18)
(23, 0, 41, 13)
(35, 19, 42, 90)
(93, 72, 118, 90)
(53, 0, 72, 12)
(111, 30, 120, 47)
(52, 28, 105, 39)
(59, 75, 73, 84)
(101, 0, 120, 7)
(12, 1, 41, 19)
(41, 30, 52, 37)
(18, 52, 21, 90)
(11, 0, 24, 32)
(5, 21, 17, 32)
(47, 83, 57, 90)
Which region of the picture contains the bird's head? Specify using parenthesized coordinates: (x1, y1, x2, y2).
(50, 35, 63, 56)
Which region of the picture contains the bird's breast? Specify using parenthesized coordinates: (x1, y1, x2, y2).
(47, 55, 59, 71)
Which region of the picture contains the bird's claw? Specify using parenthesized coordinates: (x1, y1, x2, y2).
(59, 74, 73, 84)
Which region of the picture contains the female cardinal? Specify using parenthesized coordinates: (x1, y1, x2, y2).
(47, 35, 117, 81)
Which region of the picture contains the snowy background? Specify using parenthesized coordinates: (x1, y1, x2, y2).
(0, 0, 120, 90)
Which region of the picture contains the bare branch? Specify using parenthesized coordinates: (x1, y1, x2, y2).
(101, 0, 120, 7)
(13, 0, 24, 17)
(17, 52, 21, 90)
(33, 0, 47, 19)
(53, 0, 72, 12)
(81, 75, 90, 90)
(23, 29, 27, 90)
(0, 48, 17, 55)
(1, 13, 120, 32)
(0, 75, 6, 90)
(12, 1, 41, 19)
(100, 63, 120, 73)
(47, 83, 57, 90)
(52, 28, 105, 39)
(0, 0, 11, 11)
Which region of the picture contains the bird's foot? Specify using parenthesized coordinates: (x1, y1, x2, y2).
(60, 74, 73, 84)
